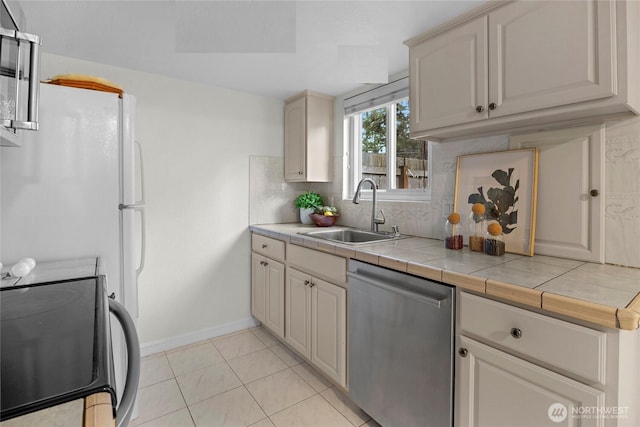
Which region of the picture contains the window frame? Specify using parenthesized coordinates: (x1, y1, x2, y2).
(345, 98, 431, 203)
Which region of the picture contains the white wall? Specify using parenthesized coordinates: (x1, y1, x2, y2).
(40, 54, 284, 351)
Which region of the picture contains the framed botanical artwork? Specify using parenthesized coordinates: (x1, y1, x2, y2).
(454, 148, 539, 256)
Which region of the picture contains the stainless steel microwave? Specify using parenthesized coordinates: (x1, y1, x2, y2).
(1, 0, 41, 146)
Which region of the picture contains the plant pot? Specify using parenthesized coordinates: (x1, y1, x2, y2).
(300, 208, 315, 225)
(309, 213, 339, 227)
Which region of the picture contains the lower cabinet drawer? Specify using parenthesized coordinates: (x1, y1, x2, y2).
(287, 244, 346, 285)
(459, 292, 606, 385)
(252, 234, 285, 262)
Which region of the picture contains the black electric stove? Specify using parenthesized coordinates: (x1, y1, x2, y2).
(0, 276, 116, 421)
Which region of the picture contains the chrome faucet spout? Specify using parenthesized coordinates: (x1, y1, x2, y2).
(353, 178, 385, 232)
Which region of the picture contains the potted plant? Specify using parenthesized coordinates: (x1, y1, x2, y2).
(294, 192, 324, 225)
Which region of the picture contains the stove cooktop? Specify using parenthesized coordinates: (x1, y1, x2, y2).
(0, 277, 116, 421)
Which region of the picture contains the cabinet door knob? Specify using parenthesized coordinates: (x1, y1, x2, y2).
(262, 244, 267, 248)
(510, 328, 522, 339)
(304, 280, 310, 286)
(475, 105, 484, 113)
(590, 189, 599, 197)
(458, 348, 468, 358)
(489, 102, 497, 110)
(298, 171, 303, 175)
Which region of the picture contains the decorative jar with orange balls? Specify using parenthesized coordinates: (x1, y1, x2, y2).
(444, 212, 464, 250)
(484, 222, 506, 256)
(468, 203, 486, 252)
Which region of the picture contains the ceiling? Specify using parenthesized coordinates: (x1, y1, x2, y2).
(20, 0, 485, 100)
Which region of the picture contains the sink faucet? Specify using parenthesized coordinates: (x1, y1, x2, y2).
(352, 178, 386, 232)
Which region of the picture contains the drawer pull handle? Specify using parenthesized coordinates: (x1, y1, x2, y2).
(458, 348, 468, 358)
(510, 328, 522, 339)
(262, 244, 268, 248)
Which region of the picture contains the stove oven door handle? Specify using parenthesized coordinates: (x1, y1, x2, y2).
(109, 299, 140, 427)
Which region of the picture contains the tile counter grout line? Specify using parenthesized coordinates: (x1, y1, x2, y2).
(532, 260, 588, 289)
(624, 291, 640, 311)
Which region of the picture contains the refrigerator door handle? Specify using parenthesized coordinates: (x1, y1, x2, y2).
(134, 140, 145, 205)
(136, 207, 146, 278)
(119, 205, 146, 278)
(118, 141, 145, 209)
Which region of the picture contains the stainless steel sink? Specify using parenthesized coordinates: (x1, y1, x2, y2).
(303, 228, 400, 245)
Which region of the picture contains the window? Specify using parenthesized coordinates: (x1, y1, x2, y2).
(345, 78, 430, 201)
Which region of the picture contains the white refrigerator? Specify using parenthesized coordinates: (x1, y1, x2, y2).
(0, 83, 145, 410)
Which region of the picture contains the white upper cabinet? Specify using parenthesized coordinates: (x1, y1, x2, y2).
(405, 0, 640, 141)
(510, 125, 605, 262)
(284, 91, 334, 182)
(409, 15, 488, 131)
(488, 0, 615, 118)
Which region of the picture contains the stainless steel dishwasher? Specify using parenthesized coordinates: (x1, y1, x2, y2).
(347, 260, 454, 427)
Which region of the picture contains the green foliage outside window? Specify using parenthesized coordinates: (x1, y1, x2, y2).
(358, 99, 427, 191)
(361, 101, 417, 155)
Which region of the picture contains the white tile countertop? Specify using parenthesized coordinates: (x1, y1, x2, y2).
(250, 223, 640, 331)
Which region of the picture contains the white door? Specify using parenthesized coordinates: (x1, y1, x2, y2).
(409, 15, 488, 132)
(285, 267, 312, 358)
(251, 253, 267, 324)
(456, 336, 605, 427)
(263, 258, 285, 339)
(510, 125, 604, 262)
(311, 278, 346, 387)
(284, 96, 306, 182)
(488, 0, 615, 118)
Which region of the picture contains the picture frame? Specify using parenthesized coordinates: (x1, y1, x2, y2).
(454, 148, 539, 256)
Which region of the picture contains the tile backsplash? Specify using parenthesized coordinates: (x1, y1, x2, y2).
(249, 117, 640, 268)
(248, 156, 326, 225)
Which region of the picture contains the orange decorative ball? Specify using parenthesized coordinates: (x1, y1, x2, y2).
(472, 203, 485, 215)
(487, 222, 503, 236)
(447, 212, 461, 224)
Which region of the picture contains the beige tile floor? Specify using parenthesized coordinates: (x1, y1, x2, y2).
(129, 326, 381, 427)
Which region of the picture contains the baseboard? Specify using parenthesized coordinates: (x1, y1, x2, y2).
(140, 317, 261, 357)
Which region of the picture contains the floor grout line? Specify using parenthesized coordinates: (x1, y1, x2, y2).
(137, 326, 371, 427)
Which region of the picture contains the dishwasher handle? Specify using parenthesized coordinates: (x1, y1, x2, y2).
(347, 271, 447, 308)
